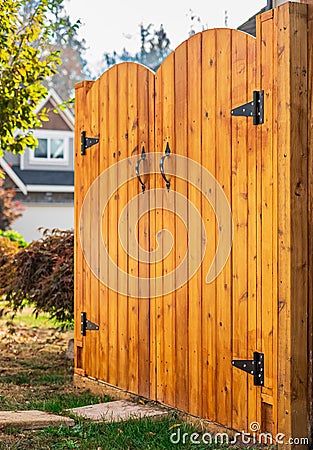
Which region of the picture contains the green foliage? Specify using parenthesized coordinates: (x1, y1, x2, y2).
(21, 0, 90, 100)
(0, 228, 73, 325)
(0, 0, 79, 155)
(102, 23, 172, 72)
(0, 229, 28, 247)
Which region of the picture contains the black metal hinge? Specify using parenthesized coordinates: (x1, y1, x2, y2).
(232, 352, 264, 386)
(231, 90, 264, 125)
(81, 312, 99, 336)
(81, 131, 99, 156)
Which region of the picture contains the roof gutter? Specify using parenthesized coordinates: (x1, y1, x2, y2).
(0, 158, 28, 195)
(26, 185, 74, 193)
(266, 0, 273, 10)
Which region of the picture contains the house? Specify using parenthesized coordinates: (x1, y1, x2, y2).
(0, 89, 74, 242)
(237, 0, 305, 36)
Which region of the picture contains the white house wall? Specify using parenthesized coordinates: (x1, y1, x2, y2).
(13, 203, 73, 242)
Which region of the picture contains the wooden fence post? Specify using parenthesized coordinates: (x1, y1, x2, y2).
(274, 2, 308, 443)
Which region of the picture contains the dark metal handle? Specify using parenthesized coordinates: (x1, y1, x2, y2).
(160, 142, 171, 191)
(135, 146, 146, 193)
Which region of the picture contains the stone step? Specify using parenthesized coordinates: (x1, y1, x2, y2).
(0, 410, 75, 430)
(68, 400, 170, 422)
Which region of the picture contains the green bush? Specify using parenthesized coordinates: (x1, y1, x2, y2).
(0, 229, 73, 325)
(0, 229, 28, 248)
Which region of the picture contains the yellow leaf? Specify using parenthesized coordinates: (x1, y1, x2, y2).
(168, 423, 181, 431)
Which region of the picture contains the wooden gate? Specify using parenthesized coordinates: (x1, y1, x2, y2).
(75, 3, 312, 442)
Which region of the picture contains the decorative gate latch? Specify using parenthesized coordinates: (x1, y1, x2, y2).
(81, 131, 99, 156)
(232, 351, 264, 386)
(231, 90, 264, 125)
(81, 312, 99, 336)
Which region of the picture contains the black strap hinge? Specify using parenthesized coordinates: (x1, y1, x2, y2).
(231, 90, 264, 125)
(81, 131, 99, 156)
(232, 351, 264, 386)
(81, 312, 99, 336)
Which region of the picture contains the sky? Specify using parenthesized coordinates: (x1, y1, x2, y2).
(65, 0, 266, 76)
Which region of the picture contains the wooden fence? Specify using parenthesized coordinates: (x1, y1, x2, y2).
(74, 3, 313, 444)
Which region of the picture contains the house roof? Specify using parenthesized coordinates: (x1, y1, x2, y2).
(35, 88, 74, 130)
(237, 6, 267, 37)
(0, 88, 75, 195)
(12, 166, 73, 186)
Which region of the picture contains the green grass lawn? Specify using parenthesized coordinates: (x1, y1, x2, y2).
(0, 304, 65, 329)
(0, 310, 242, 449)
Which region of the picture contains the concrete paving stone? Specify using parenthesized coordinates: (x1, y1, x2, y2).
(0, 410, 75, 430)
(68, 400, 170, 422)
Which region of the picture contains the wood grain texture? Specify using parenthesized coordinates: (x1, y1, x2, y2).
(275, 3, 309, 441)
(174, 40, 189, 413)
(187, 33, 203, 418)
(307, 3, 313, 442)
(231, 30, 249, 431)
(215, 28, 232, 427)
(201, 30, 217, 422)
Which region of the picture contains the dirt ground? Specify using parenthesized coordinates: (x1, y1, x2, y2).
(0, 323, 75, 409)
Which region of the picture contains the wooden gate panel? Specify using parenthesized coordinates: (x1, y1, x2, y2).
(75, 4, 311, 440)
(74, 80, 100, 380)
(153, 29, 258, 428)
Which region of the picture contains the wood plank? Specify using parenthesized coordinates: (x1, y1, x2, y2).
(88, 80, 100, 380)
(160, 52, 176, 407)
(231, 30, 249, 431)
(148, 69, 157, 401)
(107, 65, 118, 387)
(215, 28, 232, 427)
(187, 33, 203, 417)
(255, 13, 264, 431)
(137, 64, 152, 398)
(98, 71, 110, 383)
(82, 81, 94, 378)
(260, 13, 274, 397)
(74, 82, 89, 375)
(174, 40, 189, 414)
(200, 29, 217, 421)
(154, 63, 165, 403)
(289, 3, 309, 438)
(271, 9, 278, 433)
(307, 3, 313, 440)
(127, 63, 139, 395)
(246, 31, 258, 429)
(116, 63, 129, 391)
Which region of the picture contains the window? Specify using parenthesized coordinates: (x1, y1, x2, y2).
(34, 138, 65, 159)
(29, 130, 72, 166)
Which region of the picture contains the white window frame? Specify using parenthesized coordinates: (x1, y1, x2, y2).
(28, 130, 72, 166)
